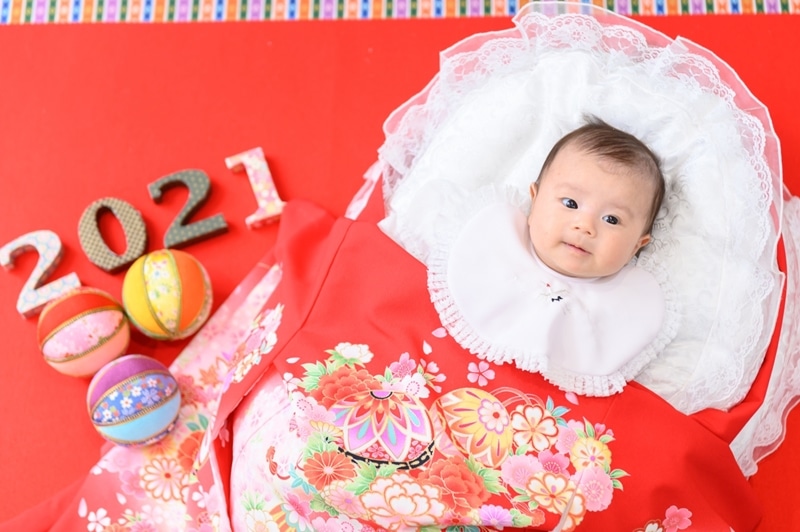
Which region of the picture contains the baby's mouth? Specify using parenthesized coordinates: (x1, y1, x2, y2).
(565, 242, 589, 254)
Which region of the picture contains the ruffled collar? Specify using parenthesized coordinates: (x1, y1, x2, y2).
(426, 185, 681, 396)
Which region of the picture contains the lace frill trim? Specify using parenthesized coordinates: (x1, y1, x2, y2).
(732, 195, 797, 476)
(426, 187, 532, 370)
(425, 185, 681, 397)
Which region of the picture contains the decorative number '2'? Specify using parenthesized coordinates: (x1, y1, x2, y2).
(0, 230, 81, 318)
(149, 169, 229, 248)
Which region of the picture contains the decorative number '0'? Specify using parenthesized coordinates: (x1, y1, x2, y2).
(0, 230, 81, 318)
(78, 197, 148, 273)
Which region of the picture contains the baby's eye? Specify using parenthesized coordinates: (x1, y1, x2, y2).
(603, 215, 620, 225)
(561, 198, 578, 209)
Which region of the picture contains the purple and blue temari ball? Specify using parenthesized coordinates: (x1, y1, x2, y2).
(87, 354, 181, 446)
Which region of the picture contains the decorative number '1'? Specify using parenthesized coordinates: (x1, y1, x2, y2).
(226, 147, 285, 229)
(0, 230, 81, 318)
(148, 169, 229, 248)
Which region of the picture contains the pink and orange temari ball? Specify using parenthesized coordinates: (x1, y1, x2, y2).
(87, 354, 181, 446)
(122, 249, 212, 340)
(37, 287, 130, 377)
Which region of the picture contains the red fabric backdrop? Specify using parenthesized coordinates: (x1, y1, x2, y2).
(0, 16, 798, 529)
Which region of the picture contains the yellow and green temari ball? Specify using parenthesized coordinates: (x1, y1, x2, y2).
(122, 249, 212, 340)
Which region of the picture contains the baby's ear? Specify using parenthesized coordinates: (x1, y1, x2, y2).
(637, 233, 652, 252)
(529, 182, 538, 200)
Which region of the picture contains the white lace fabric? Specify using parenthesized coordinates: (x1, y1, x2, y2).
(373, 1, 785, 470)
(731, 193, 796, 476)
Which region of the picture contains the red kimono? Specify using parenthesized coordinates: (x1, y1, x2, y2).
(192, 197, 775, 532)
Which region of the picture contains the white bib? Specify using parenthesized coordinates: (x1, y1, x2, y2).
(429, 198, 667, 396)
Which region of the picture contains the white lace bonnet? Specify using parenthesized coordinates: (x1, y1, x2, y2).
(374, 2, 784, 415)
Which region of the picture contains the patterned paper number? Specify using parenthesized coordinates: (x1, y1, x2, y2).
(78, 197, 148, 273)
(148, 169, 229, 248)
(0, 230, 81, 318)
(225, 147, 285, 229)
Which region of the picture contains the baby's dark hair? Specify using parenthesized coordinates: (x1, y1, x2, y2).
(536, 118, 665, 235)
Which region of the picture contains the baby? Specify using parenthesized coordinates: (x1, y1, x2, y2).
(439, 119, 669, 395)
(528, 119, 665, 278)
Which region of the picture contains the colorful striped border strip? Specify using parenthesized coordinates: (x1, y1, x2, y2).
(1, 0, 797, 24)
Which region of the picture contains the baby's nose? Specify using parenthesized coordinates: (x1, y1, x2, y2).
(573, 214, 596, 235)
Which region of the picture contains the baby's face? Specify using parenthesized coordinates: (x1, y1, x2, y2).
(528, 144, 654, 278)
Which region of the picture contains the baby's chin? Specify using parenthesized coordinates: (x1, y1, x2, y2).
(559, 268, 599, 279)
(542, 257, 585, 278)
(544, 256, 616, 279)
(534, 244, 619, 278)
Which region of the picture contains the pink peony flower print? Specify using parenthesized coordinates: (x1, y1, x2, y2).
(555, 422, 580, 454)
(500, 453, 543, 489)
(573, 465, 614, 512)
(537, 449, 570, 475)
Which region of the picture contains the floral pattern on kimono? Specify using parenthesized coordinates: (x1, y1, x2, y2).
(228, 339, 635, 531)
